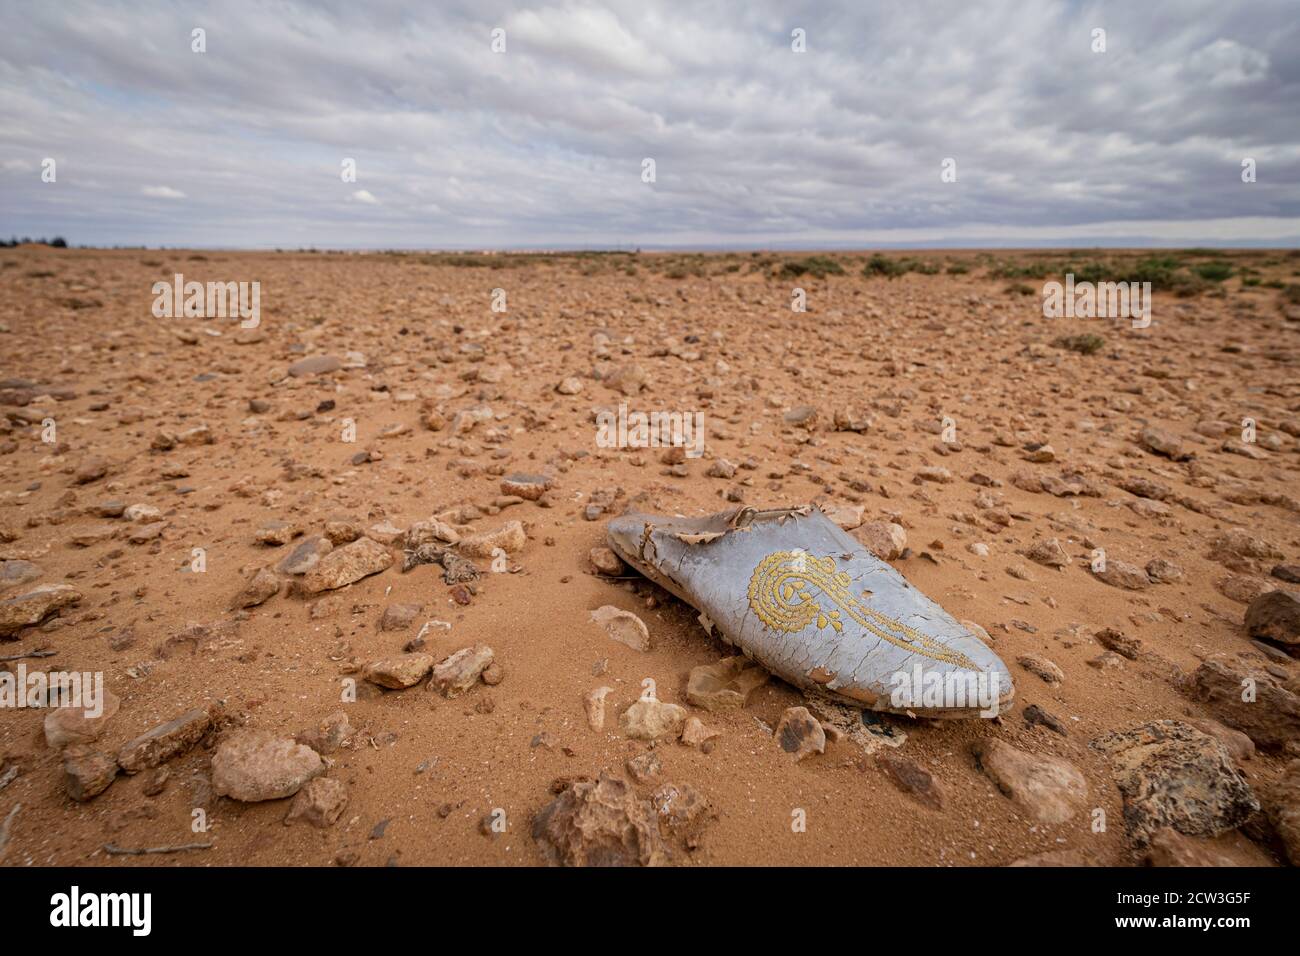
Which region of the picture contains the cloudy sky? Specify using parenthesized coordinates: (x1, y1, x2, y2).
(2, 0, 1298, 249)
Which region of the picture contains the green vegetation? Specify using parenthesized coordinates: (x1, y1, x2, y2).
(1053, 333, 1105, 355)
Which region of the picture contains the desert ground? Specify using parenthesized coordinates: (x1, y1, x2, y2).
(1, 245, 1298, 867)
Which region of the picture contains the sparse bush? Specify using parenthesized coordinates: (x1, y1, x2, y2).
(1053, 333, 1105, 355)
(864, 255, 907, 278)
(780, 256, 845, 279)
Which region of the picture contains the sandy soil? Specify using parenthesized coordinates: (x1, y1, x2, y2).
(0, 246, 1297, 867)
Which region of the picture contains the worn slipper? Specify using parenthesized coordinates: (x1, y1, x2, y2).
(607, 505, 1013, 718)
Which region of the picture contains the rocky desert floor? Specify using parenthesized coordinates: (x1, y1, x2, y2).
(1, 245, 1298, 867)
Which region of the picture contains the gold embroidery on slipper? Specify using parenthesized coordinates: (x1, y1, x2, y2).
(746, 550, 978, 669)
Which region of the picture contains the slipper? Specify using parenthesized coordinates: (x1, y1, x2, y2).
(607, 505, 1013, 718)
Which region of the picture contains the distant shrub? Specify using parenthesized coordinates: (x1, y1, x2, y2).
(1193, 261, 1233, 282)
(1053, 333, 1105, 355)
(864, 254, 907, 278)
(780, 256, 845, 279)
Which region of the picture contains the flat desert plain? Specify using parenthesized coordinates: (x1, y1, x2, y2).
(1, 246, 1298, 867)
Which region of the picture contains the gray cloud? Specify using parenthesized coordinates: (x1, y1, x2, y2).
(2, 0, 1298, 247)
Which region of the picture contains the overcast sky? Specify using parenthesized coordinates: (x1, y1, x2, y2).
(2, 0, 1298, 249)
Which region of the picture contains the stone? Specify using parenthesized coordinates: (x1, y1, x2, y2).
(429, 644, 494, 697)
(972, 738, 1088, 825)
(233, 567, 280, 608)
(588, 547, 625, 576)
(532, 771, 665, 866)
(44, 688, 121, 749)
(117, 709, 212, 773)
(458, 520, 526, 558)
(301, 537, 393, 593)
(212, 729, 324, 802)
(0, 560, 42, 592)
(295, 711, 353, 755)
(784, 405, 819, 429)
(556, 377, 583, 395)
(1244, 589, 1300, 646)
(1272, 564, 1300, 585)
(625, 751, 662, 784)
(620, 697, 686, 741)
(288, 355, 342, 377)
(1184, 718, 1255, 763)
(604, 364, 647, 396)
(276, 535, 333, 575)
(1092, 560, 1150, 591)
(1094, 627, 1141, 660)
(63, 747, 118, 801)
(1208, 529, 1284, 570)
(1139, 426, 1188, 460)
(500, 473, 552, 500)
(1091, 720, 1259, 845)
(1144, 829, 1243, 867)
(774, 706, 825, 761)
(363, 653, 435, 689)
(584, 687, 613, 731)
(650, 782, 711, 839)
(685, 656, 769, 712)
(852, 521, 907, 561)
(1145, 558, 1184, 583)
(1184, 660, 1300, 751)
(284, 777, 348, 828)
(590, 605, 650, 652)
(819, 502, 864, 531)
(0, 584, 82, 638)
(1217, 574, 1274, 605)
(1023, 704, 1069, 736)
(1025, 538, 1070, 569)
(379, 603, 422, 631)
(1017, 654, 1064, 685)
(74, 457, 109, 484)
(1265, 759, 1300, 866)
(681, 716, 720, 748)
(254, 520, 297, 546)
(876, 752, 945, 810)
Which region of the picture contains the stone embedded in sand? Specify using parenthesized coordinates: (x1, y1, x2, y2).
(1092, 559, 1150, 590)
(1091, 720, 1259, 846)
(686, 656, 769, 712)
(590, 605, 650, 652)
(127, 521, 165, 544)
(323, 516, 364, 545)
(379, 603, 422, 631)
(276, 535, 332, 575)
(458, 520, 526, 558)
(706, 458, 737, 479)
(1265, 759, 1300, 866)
(0, 559, 41, 593)
(1094, 627, 1142, 660)
(876, 752, 946, 810)
(1144, 558, 1184, 583)
(74, 457, 109, 484)
(63, 746, 118, 802)
(284, 776, 348, 828)
(117, 708, 212, 773)
(1139, 426, 1188, 460)
(295, 711, 353, 755)
(449, 404, 494, 435)
(44, 688, 121, 749)
(1273, 564, 1300, 584)
(363, 653, 435, 689)
(1144, 829, 1244, 867)
(301, 537, 393, 593)
(651, 782, 711, 839)
(620, 697, 686, 741)
(1025, 538, 1070, 569)
(820, 502, 864, 530)
(774, 706, 825, 761)
(1184, 660, 1300, 751)
(832, 407, 874, 432)
(0, 584, 82, 638)
(211, 729, 324, 802)
(588, 546, 624, 576)
(1017, 654, 1064, 686)
(1245, 589, 1300, 645)
(1216, 574, 1274, 605)
(500, 473, 552, 500)
(233, 567, 281, 608)
(625, 751, 662, 784)
(584, 687, 613, 731)
(556, 376, 583, 395)
(123, 503, 161, 523)
(430, 644, 494, 697)
(852, 520, 908, 561)
(255, 519, 297, 546)
(914, 465, 953, 484)
(604, 363, 646, 396)
(681, 716, 720, 748)
(404, 519, 460, 549)
(532, 771, 665, 867)
(288, 355, 342, 377)
(783, 405, 819, 429)
(973, 738, 1088, 824)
